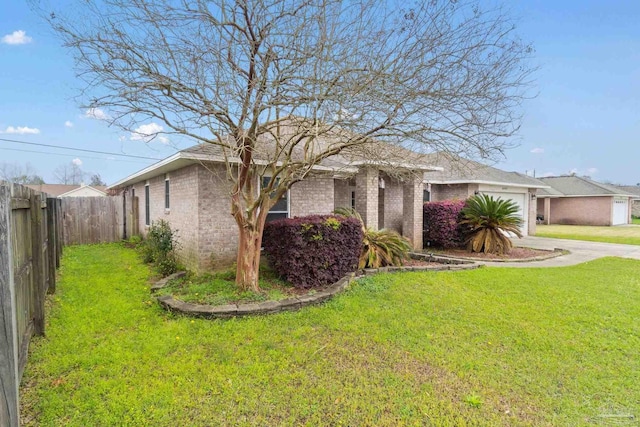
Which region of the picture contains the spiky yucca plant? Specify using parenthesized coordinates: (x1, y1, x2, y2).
(459, 194, 523, 255)
(334, 207, 411, 269)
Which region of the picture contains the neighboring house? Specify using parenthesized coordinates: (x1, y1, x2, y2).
(25, 183, 107, 198)
(537, 176, 634, 226)
(422, 153, 549, 236)
(614, 185, 640, 218)
(109, 142, 441, 271)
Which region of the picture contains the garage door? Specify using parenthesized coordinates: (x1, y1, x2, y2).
(613, 198, 628, 225)
(481, 192, 528, 236)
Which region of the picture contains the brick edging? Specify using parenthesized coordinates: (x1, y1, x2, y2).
(153, 259, 481, 319)
(422, 248, 568, 263)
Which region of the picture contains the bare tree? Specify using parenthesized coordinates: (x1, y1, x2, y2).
(38, 0, 534, 291)
(53, 162, 86, 185)
(0, 162, 45, 184)
(89, 173, 107, 186)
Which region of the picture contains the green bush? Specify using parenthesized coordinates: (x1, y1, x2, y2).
(334, 207, 411, 269)
(460, 194, 523, 254)
(140, 220, 180, 276)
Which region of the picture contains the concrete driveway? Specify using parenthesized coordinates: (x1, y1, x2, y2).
(479, 236, 640, 268)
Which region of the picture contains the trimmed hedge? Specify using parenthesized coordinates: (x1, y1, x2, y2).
(423, 199, 467, 248)
(263, 215, 363, 289)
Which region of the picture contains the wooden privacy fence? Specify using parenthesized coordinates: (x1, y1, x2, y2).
(61, 195, 138, 245)
(0, 182, 62, 427)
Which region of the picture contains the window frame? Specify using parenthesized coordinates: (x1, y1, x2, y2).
(144, 183, 150, 226)
(164, 175, 170, 211)
(261, 176, 290, 222)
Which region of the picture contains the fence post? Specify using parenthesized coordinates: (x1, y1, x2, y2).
(0, 184, 20, 427)
(56, 199, 62, 266)
(46, 198, 57, 294)
(30, 193, 45, 337)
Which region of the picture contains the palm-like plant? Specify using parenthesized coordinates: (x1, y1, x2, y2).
(334, 207, 411, 269)
(459, 194, 523, 254)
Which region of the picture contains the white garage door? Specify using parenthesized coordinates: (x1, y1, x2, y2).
(481, 192, 528, 236)
(613, 198, 629, 225)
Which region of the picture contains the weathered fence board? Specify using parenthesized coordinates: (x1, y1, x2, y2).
(61, 196, 124, 245)
(0, 184, 20, 427)
(0, 182, 62, 427)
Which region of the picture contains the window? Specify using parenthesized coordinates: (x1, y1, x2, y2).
(164, 176, 170, 210)
(423, 189, 431, 202)
(145, 184, 150, 226)
(262, 177, 289, 222)
(351, 191, 356, 210)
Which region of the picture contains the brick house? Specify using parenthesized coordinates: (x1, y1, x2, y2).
(109, 143, 440, 271)
(537, 176, 635, 226)
(422, 153, 549, 236)
(614, 185, 640, 218)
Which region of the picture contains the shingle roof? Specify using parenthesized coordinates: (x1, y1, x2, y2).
(614, 185, 640, 198)
(422, 152, 548, 188)
(538, 176, 636, 197)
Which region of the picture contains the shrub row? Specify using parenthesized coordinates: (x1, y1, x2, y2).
(423, 199, 467, 248)
(263, 215, 363, 289)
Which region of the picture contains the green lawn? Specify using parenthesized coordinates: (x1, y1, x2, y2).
(537, 224, 640, 245)
(21, 244, 640, 426)
(633, 217, 640, 225)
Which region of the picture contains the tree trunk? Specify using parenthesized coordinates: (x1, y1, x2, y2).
(235, 224, 263, 292)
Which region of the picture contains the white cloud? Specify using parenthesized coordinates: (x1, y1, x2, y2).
(569, 168, 579, 175)
(72, 158, 82, 166)
(84, 108, 109, 120)
(64, 120, 74, 128)
(1, 30, 32, 45)
(530, 147, 544, 154)
(1, 126, 40, 135)
(130, 122, 169, 143)
(586, 167, 598, 175)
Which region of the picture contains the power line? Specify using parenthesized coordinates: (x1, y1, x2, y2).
(0, 147, 154, 164)
(0, 137, 162, 160)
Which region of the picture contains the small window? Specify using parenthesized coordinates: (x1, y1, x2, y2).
(423, 189, 431, 202)
(165, 178, 170, 210)
(351, 191, 356, 210)
(145, 184, 150, 226)
(262, 176, 289, 222)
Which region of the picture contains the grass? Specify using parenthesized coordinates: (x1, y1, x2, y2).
(21, 244, 640, 426)
(537, 224, 640, 245)
(633, 217, 640, 225)
(157, 263, 295, 305)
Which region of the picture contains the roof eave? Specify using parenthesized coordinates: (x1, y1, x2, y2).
(424, 179, 549, 189)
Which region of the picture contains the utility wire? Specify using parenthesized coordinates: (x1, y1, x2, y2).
(0, 137, 162, 160)
(0, 147, 154, 164)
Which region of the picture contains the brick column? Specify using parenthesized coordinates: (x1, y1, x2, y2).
(355, 168, 379, 230)
(403, 177, 424, 250)
(544, 198, 551, 225)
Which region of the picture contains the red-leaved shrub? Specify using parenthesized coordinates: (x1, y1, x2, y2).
(423, 199, 467, 248)
(263, 215, 363, 289)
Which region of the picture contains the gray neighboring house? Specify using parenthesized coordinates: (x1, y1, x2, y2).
(422, 153, 549, 236)
(614, 185, 640, 218)
(109, 142, 441, 272)
(537, 176, 635, 226)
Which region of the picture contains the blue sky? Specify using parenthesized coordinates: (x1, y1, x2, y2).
(1, 1, 639, 185)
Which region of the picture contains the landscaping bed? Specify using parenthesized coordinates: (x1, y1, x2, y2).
(427, 246, 561, 261)
(153, 254, 479, 318)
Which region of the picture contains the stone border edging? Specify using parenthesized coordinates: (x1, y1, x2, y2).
(153, 256, 480, 319)
(150, 271, 187, 292)
(156, 273, 354, 318)
(423, 247, 568, 263)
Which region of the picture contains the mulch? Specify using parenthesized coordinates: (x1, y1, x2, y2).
(426, 247, 552, 260)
